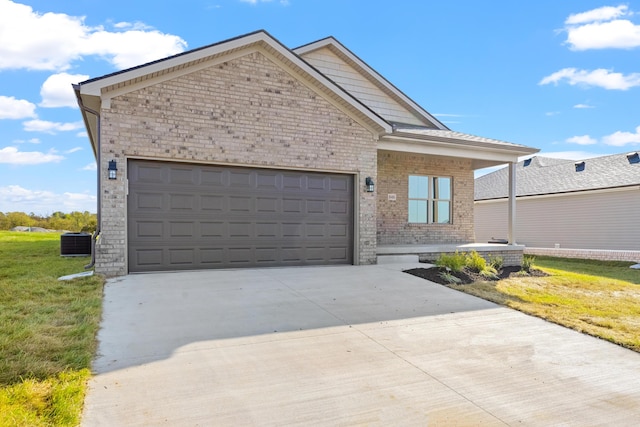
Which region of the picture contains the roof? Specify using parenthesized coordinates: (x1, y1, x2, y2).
(74, 30, 538, 166)
(475, 152, 640, 200)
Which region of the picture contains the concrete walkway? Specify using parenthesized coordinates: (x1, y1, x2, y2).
(82, 264, 640, 426)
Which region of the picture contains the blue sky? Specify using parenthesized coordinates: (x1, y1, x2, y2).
(1, 0, 639, 214)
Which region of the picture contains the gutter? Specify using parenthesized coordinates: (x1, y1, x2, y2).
(73, 84, 101, 270)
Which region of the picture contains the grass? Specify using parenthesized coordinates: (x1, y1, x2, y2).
(450, 256, 640, 352)
(0, 231, 104, 426)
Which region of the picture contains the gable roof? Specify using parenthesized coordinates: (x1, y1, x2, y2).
(475, 152, 640, 200)
(74, 30, 538, 167)
(294, 37, 447, 129)
(74, 30, 392, 153)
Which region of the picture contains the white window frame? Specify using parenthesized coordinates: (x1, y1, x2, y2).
(408, 175, 452, 224)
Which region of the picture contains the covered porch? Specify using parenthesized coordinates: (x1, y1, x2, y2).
(375, 124, 539, 267)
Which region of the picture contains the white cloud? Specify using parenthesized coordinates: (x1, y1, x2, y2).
(545, 111, 561, 116)
(566, 135, 597, 145)
(13, 138, 41, 144)
(76, 131, 88, 138)
(539, 68, 640, 90)
(39, 72, 89, 108)
(0, 185, 96, 215)
(573, 103, 594, 109)
(23, 119, 84, 134)
(0, 0, 187, 71)
(239, 0, 289, 4)
(0, 95, 37, 119)
(0, 146, 64, 164)
(113, 21, 153, 31)
(82, 162, 97, 171)
(65, 147, 83, 154)
(84, 29, 188, 69)
(565, 5, 628, 25)
(564, 5, 640, 50)
(602, 126, 640, 146)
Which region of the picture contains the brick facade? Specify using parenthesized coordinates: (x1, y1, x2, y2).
(96, 51, 377, 276)
(376, 150, 475, 245)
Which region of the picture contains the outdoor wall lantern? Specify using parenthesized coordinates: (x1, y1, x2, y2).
(108, 160, 117, 180)
(365, 177, 375, 192)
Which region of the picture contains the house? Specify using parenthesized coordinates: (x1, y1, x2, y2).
(74, 30, 538, 276)
(475, 153, 640, 258)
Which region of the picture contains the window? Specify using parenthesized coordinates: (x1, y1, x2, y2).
(408, 175, 451, 224)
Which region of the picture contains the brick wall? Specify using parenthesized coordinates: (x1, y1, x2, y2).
(97, 50, 377, 276)
(376, 150, 475, 245)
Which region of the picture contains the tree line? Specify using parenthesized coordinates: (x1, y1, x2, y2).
(0, 211, 97, 233)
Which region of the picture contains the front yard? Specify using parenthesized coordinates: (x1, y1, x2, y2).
(0, 231, 104, 426)
(413, 255, 640, 352)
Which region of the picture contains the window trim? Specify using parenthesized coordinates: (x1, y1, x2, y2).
(408, 175, 452, 224)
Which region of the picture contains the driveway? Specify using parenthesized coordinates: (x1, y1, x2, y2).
(82, 264, 640, 426)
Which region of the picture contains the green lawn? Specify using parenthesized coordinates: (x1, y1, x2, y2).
(0, 231, 104, 426)
(451, 256, 640, 352)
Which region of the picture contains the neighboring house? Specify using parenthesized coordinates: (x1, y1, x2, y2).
(74, 30, 537, 276)
(475, 153, 640, 251)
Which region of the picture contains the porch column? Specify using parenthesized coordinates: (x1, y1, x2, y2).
(507, 161, 517, 245)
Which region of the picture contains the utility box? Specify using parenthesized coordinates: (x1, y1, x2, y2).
(60, 233, 91, 257)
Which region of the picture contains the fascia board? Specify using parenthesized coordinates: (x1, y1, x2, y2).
(381, 134, 538, 158)
(378, 139, 521, 164)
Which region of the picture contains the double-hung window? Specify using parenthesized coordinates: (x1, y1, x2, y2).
(408, 175, 451, 224)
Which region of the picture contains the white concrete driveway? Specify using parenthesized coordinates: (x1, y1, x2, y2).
(82, 264, 640, 426)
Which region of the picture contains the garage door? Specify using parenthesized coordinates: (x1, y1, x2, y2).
(127, 160, 354, 272)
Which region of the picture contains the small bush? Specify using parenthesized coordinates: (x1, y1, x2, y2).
(522, 255, 535, 272)
(466, 250, 487, 273)
(439, 271, 462, 284)
(487, 254, 504, 270)
(436, 251, 467, 272)
(479, 265, 499, 280)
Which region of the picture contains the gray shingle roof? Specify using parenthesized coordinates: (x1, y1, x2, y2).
(391, 123, 537, 153)
(475, 152, 640, 200)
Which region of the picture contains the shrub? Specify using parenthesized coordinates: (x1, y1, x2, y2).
(436, 251, 467, 272)
(487, 254, 504, 270)
(439, 271, 462, 284)
(522, 255, 535, 272)
(466, 250, 487, 273)
(479, 265, 499, 280)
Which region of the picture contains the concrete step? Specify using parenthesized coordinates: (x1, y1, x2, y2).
(376, 254, 420, 264)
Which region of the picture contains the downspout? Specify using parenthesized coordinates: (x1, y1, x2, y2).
(73, 85, 101, 270)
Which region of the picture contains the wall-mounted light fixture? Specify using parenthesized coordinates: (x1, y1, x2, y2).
(108, 160, 117, 180)
(365, 177, 375, 192)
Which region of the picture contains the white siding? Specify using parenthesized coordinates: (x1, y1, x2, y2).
(475, 188, 640, 250)
(300, 47, 426, 126)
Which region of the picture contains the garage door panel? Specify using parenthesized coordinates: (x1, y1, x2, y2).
(136, 164, 165, 183)
(201, 195, 224, 211)
(128, 160, 353, 272)
(135, 193, 164, 210)
(201, 169, 225, 186)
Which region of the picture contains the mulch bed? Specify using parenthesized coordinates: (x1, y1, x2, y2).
(405, 265, 546, 286)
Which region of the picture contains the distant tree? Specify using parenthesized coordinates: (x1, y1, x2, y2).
(0, 211, 97, 232)
(3, 212, 35, 229)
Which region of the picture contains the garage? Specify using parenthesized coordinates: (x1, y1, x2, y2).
(127, 160, 354, 272)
